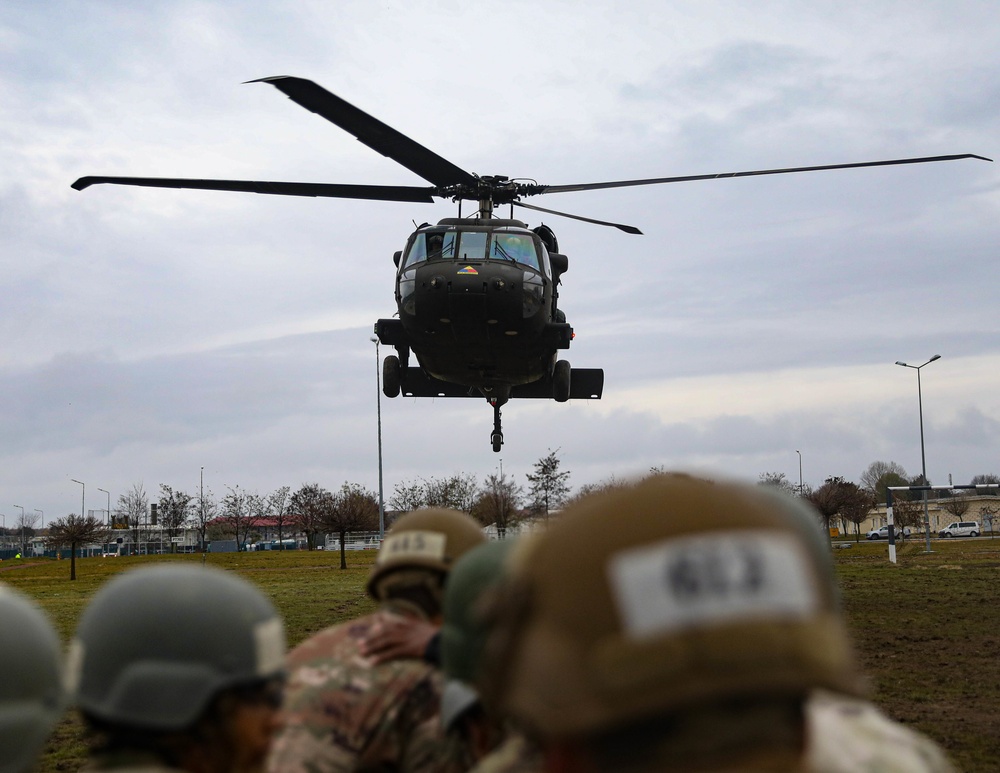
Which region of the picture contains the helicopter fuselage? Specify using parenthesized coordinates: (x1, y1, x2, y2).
(376, 218, 573, 399)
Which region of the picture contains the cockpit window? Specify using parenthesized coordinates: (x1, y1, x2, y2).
(457, 231, 488, 260)
(402, 231, 455, 268)
(491, 233, 540, 270)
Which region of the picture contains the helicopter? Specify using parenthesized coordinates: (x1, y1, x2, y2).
(72, 76, 990, 452)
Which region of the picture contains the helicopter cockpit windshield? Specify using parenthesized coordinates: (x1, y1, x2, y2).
(491, 232, 540, 270)
(402, 228, 542, 271)
(402, 230, 456, 267)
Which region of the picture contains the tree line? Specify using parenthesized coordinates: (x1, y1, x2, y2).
(757, 462, 1000, 541)
(32, 450, 572, 578)
(26, 454, 999, 579)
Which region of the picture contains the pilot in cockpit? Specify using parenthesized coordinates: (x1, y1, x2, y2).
(427, 232, 445, 258)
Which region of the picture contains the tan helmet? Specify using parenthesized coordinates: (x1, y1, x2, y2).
(367, 507, 486, 600)
(0, 585, 64, 773)
(492, 473, 864, 738)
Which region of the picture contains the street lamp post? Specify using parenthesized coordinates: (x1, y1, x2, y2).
(200, 466, 205, 552)
(795, 450, 803, 495)
(71, 479, 85, 519)
(895, 355, 941, 552)
(97, 488, 111, 525)
(370, 336, 385, 539)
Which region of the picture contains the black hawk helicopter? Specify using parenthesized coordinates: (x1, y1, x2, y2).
(72, 76, 990, 452)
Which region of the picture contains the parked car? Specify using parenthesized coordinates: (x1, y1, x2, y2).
(866, 525, 912, 540)
(938, 521, 980, 538)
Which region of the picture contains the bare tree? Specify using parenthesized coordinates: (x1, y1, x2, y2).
(157, 484, 193, 552)
(758, 472, 796, 496)
(970, 474, 1000, 495)
(860, 461, 909, 504)
(114, 482, 148, 555)
(193, 485, 217, 552)
(892, 496, 924, 535)
(220, 486, 262, 551)
(942, 494, 972, 520)
(15, 511, 42, 556)
(290, 483, 330, 550)
(839, 486, 876, 541)
(472, 471, 523, 538)
(423, 473, 479, 512)
(46, 514, 110, 580)
(980, 503, 999, 538)
(323, 483, 379, 569)
(563, 474, 629, 507)
(526, 449, 571, 518)
(389, 480, 426, 513)
(806, 477, 850, 545)
(268, 486, 293, 549)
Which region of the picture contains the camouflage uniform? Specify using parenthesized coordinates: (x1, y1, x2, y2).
(806, 690, 956, 773)
(268, 605, 462, 773)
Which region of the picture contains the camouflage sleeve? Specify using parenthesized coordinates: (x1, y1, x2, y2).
(266, 663, 369, 773)
(391, 675, 469, 773)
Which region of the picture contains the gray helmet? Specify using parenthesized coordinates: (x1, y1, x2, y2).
(0, 585, 64, 773)
(67, 565, 285, 731)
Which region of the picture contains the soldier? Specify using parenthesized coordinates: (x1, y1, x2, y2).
(0, 585, 64, 773)
(439, 539, 543, 773)
(268, 507, 486, 773)
(485, 473, 955, 772)
(68, 564, 287, 773)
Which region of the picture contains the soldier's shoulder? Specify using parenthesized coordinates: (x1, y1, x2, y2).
(806, 690, 956, 773)
(469, 732, 544, 773)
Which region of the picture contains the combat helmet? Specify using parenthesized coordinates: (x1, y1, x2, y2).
(0, 585, 64, 773)
(367, 507, 486, 600)
(68, 564, 285, 731)
(493, 473, 864, 737)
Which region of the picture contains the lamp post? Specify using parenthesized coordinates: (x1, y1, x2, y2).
(71, 479, 85, 519)
(795, 450, 803, 495)
(895, 354, 941, 552)
(97, 488, 111, 525)
(200, 466, 205, 552)
(370, 336, 385, 539)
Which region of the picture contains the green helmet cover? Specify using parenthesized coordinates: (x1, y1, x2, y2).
(0, 585, 64, 773)
(441, 539, 516, 686)
(68, 565, 285, 731)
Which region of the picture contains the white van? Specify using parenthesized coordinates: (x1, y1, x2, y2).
(938, 521, 980, 538)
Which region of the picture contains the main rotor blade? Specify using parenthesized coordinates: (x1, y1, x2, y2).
(537, 154, 993, 195)
(249, 76, 479, 189)
(71, 176, 437, 203)
(513, 200, 642, 235)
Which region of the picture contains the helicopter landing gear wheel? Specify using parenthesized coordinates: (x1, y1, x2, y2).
(382, 355, 401, 398)
(490, 400, 504, 453)
(553, 359, 571, 403)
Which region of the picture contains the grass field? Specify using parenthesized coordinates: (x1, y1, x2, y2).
(2, 538, 998, 771)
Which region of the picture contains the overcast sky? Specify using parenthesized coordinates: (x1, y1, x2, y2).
(2, 0, 998, 524)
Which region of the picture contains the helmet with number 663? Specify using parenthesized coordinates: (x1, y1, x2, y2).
(367, 507, 486, 600)
(492, 473, 864, 737)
